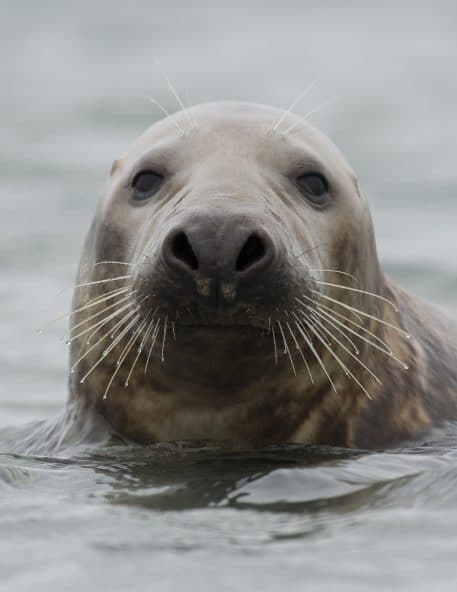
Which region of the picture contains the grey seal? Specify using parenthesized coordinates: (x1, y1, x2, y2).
(65, 101, 457, 448)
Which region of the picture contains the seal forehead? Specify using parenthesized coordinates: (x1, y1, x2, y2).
(125, 101, 353, 178)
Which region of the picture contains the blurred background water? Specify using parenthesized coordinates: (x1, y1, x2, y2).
(1, 0, 457, 590)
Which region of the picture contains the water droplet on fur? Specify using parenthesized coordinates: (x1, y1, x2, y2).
(355, 349, 360, 355)
(137, 347, 142, 353)
(116, 361, 121, 366)
(405, 333, 411, 340)
(65, 340, 70, 346)
(395, 307, 399, 312)
(124, 381, 129, 387)
(403, 364, 409, 370)
(102, 351, 108, 357)
(70, 369, 74, 374)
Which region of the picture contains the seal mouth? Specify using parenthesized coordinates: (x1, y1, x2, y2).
(177, 321, 267, 332)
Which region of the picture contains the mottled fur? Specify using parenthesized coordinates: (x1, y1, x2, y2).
(66, 102, 457, 449)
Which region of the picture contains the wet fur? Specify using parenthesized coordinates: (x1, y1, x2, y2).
(66, 102, 457, 449)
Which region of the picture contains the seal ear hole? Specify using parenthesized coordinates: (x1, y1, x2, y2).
(236, 234, 266, 272)
(171, 232, 199, 271)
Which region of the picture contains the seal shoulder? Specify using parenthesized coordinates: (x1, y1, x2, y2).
(353, 280, 457, 448)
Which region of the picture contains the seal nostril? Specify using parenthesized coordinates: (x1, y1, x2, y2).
(171, 232, 199, 271)
(236, 234, 267, 272)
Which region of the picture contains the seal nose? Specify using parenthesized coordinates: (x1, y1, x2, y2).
(162, 218, 276, 281)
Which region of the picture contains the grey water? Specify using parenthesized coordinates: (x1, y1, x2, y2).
(1, 0, 457, 589)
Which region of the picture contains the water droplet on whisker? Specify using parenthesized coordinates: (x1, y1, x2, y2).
(403, 364, 409, 370)
(80, 378, 85, 384)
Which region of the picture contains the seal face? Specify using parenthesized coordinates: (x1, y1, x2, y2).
(67, 101, 457, 448)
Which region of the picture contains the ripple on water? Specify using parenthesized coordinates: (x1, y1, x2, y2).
(2, 425, 457, 590)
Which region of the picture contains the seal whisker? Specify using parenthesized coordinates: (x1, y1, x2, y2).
(311, 299, 388, 348)
(314, 280, 399, 310)
(145, 317, 162, 373)
(296, 295, 387, 348)
(70, 306, 138, 373)
(299, 314, 373, 400)
(125, 313, 157, 387)
(271, 82, 317, 133)
(79, 310, 140, 384)
(271, 322, 278, 365)
(309, 290, 411, 337)
(155, 60, 195, 132)
(72, 275, 134, 291)
(83, 294, 147, 345)
(308, 269, 359, 284)
(307, 310, 381, 385)
(277, 320, 296, 375)
(39, 287, 132, 331)
(94, 261, 136, 267)
(146, 96, 185, 137)
(282, 97, 338, 136)
(285, 320, 313, 383)
(183, 89, 199, 130)
(310, 304, 409, 369)
(69, 294, 132, 333)
(67, 300, 134, 344)
(310, 301, 390, 352)
(77, 287, 133, 310)
(292, 314, 337, 394)
(124, 314, 155, 387)
(308, 308, 360, 354)
(103, 314, 146, 398)
(161, 315, 168, 363)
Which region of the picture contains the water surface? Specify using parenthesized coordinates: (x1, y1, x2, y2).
(1, 1, 457, 590)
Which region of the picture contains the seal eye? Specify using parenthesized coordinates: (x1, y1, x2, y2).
(131, 170, 164, 201)
(297, 173, 329, 206)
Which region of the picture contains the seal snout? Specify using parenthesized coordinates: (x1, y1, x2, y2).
(161, 213, 276, 303)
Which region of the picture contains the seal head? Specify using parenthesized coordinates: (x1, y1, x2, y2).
(67, 102, 457, 447)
